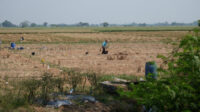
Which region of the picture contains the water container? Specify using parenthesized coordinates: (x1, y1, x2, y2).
(10, 42, 16, 49)
(145, 62, 157, 79)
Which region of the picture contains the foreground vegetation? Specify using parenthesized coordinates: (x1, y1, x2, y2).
(0, 68, 138, 111)
(119, 28, 200, 111)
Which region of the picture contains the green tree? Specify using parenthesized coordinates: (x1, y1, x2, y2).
(119, 29, 200, 111)
(43, 22, 48, 27)
(198, 20, 200, 27)
(30, 23, 37, 27)
(2, 20, 16, 27)
(138, 23, 146, 27)
(102, 22, 109, 27)
(77, 22, 89, 27)
(20, 21, 30, 28)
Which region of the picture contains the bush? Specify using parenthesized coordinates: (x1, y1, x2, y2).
(86, 72, 102, 94)
(53, 77, 65, 93)
(22, 79, 41, 103)
(0, 72, 70, 109)
(0, 88, 28, 111)
(64, 70, 83, 92)
(119, 29, 200, 111)
(40, 72, 55, 105)
(86, 72, 99, 89)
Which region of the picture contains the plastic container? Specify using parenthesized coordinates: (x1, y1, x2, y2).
(145, 61, 157, 79)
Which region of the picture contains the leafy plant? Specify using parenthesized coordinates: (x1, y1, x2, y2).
(53, 77, 65, 93)
(119, 29, 200, 111)
(40, 72, 55, 105)
(0, 87, 28, 111)
(86, 72, 101, 94)
(164, 29, 200, 76)
(22, 79, 41, 103)
(147, 61, 155, 65)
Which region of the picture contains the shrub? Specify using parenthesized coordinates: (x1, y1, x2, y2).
(22, 79, 41, 103)
(40, 72, 55, 105)
(0, 88, 28, 111)
(119, 29, 200, 111)
(65, 70, 83, 92)
(86, 72, 102, 94)
(87, 72, 99, 89)
(0, 72, 68, 109)
(53, 77, 65, 93)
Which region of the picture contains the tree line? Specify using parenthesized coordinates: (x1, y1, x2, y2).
(0, 20, 199, 28)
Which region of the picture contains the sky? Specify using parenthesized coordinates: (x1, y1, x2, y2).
(0, 0, 200, 24)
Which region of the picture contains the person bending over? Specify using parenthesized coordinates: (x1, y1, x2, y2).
(101, 40, 108, 54)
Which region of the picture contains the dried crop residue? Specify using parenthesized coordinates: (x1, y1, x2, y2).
(0, 42, 172, 78)
(0, 30, 182, 78)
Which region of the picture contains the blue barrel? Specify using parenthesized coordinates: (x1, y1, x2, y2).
(11, 42, 16, 49)
(145, 62, 157, 79)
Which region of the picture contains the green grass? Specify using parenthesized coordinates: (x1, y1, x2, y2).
(0, 27, 94, 34)
(0, 26, 195, 34)
(94, 26, 195, 32)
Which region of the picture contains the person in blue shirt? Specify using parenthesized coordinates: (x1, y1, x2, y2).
(101, 40, 108, 54)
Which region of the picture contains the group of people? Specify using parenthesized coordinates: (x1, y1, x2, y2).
(1, 36, 108, 54)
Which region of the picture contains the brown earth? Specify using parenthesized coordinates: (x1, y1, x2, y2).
(0, 43, 173, 78)
(0, 31, 187, 79)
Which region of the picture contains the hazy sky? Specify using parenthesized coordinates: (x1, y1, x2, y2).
(0, 0, 200, 24)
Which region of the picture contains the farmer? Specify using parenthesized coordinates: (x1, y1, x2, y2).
(101, 40, 108, 54)
(21, 36, 24, 41)
(20, 36, 24, 43)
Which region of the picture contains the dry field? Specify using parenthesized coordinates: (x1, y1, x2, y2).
(0, 27, 191, 79)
